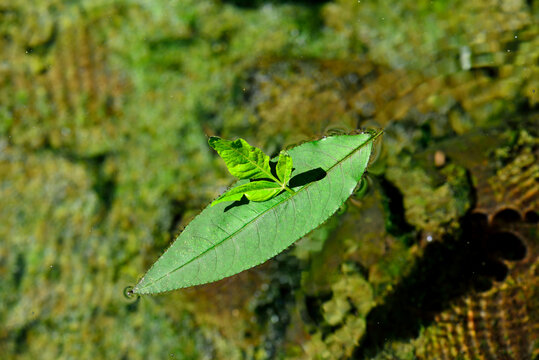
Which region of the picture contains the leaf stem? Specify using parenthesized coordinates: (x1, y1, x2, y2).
(370, 129, 384, 142)
(265, 173, 295, 194)
(284, 186, 295, 194)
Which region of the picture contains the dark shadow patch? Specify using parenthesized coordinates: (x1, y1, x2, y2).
(222, 167, 326, 212)
(376, 176, 415, 238)
(490, 231, 527, 261)
(355, 240, 484, 358)
(469, 211, 488, 227)
(12, 253, 25, 289)
(491, 208, 522, 225)
(24, 23, 58, 57)
(93, 175, 116, 212)
(473, 66, 499, 79)
(353, 210, 523, 358)
(269, 160, 280, 179)
(224, 195, 250, 212)
(289, 167, 326, 188)
(168, 199, 186, 238)
(481, 258, 509, 282)
(254, 252, 302, 359)
(301, 292, 332, 326)
(14, 323, 30, 354)
(37, 148, 118, 216)
(524, 210, 539, 223)
(125, 296, 140, 313)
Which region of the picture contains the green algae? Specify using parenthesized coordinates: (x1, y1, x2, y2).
(385, 160, 472, 238)
(303, 264, 375, 360)
(1, 0, 537, 359)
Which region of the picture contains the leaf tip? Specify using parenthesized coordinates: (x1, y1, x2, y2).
(210, 197, 226, 207)
(208, 136, 221, 148)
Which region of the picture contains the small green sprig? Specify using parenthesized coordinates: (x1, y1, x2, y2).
(209, 137, 294, 206)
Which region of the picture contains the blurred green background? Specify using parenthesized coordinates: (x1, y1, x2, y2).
(0, 0, 537, 359)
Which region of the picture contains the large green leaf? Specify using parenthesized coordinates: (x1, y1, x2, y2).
(133, 132, 380, 294)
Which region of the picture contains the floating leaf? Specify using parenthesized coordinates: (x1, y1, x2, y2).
(133, 131, 381, 294)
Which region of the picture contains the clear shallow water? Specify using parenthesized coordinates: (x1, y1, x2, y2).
(0, 1, 537, 359)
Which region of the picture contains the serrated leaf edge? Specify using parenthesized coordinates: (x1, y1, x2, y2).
(133, 131, 382, 294)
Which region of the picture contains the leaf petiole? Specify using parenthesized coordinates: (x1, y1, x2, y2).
(265, 173, 295, 194)
(284, 185, 295, 194)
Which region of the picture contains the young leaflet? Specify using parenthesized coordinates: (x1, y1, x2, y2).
(209, 137, 294, 206)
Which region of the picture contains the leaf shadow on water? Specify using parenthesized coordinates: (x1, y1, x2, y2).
(353, 211, 529, 358)
(224, 167, 327, 212)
